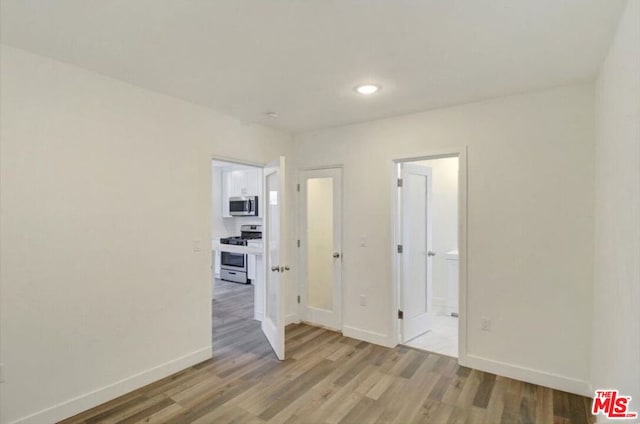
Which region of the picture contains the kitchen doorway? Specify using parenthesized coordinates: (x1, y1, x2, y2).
(211, 158, 269, 356)
(393, 152, 466, 359)
(298, 167, 343, 331)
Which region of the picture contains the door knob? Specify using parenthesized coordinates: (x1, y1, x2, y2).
(280, 265, 290, 272)
(271, 266, 280, 272)
(427, 251, 436, 257)
(333, 252, 341, 258)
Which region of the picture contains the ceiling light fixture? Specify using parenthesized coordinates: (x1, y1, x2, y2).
(354, 84, 380, 95)
(265, 111, 279, 119)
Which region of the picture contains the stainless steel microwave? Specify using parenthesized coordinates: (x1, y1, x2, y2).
(229, 196, 258, 216)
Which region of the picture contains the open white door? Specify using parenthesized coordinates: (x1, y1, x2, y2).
(401, 163, 434, 342)
(262, 156, 287, 360)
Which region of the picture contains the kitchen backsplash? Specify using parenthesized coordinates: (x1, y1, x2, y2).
(214, 217, 262, 239)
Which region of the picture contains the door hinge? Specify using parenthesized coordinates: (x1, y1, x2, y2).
(397, 178, 403, 187)
(397, 244, 403, 254)
(297, 239, 301, 248)
(297, 295, 301, 304)
(297, 183, 300, 192)
(398, 310, 404, 319)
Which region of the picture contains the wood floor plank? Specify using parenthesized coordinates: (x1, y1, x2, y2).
(132, 402, 184, 424)
(453, 368, 482, 408)
(258, 359, 334, 420)
(553, 389, 571, 420)
(429, 374, 454, 401)
(365, 373, 395, 400)
(483, 375, 509, 423)
(519, 382, 537, 424)
(61, 279, 596, 424)
(338, 396, 385, 424)
(473, 372, 497, 408)
(391, 370, 441, 423)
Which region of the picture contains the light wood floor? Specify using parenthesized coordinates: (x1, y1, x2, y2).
(60, 280, 594, 423)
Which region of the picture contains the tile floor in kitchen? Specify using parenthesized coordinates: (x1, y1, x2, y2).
(404, 314, 459, 358)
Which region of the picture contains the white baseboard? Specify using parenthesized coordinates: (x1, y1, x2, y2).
(11, 346, 212, 424)
(342, 325, 396, 348)
(285, 313, 300, 325)
(460, 353, 591, 397)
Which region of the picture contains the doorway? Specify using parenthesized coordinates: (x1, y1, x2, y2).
(211, 156, 289, 360)
(211, 159, 270, 357)
(298, 167, 343, 331)
(395, 155, 462, 358)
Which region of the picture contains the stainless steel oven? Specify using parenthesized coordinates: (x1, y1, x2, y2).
(219, 226, 262, 284)
(220, 251, 247, 283)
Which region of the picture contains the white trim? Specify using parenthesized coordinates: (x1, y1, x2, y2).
(211, 154, 266, 168)
(391, 148, 468, 360)
(342, 325, 396, 348)
(285, 313, 301, 325)
(461, 354, 592, 397)
(10, 346, 212, 424)
(297, 164, 344, 171)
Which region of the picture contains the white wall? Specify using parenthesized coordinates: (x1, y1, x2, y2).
(293, 84, 595, 395)
(592, 0, 640, 415)
(414, 157, 458, 312)
(0, 45, 293, 424)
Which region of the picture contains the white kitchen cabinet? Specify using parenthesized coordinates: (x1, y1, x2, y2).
(214, 250, 221, 277)
(247, 254, 256, 282)
(227, 168, 259, 197)
(247, 240, 263, 283)
(221, 167, 262, 217)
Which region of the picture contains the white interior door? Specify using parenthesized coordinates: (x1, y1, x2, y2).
(300, 168, 342, 330)
(262, 156, 287, 360)
(401, 163, 433, 342)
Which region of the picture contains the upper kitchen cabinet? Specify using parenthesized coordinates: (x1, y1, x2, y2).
(227, 168, 260, 197)
(221, 167, 262, 217)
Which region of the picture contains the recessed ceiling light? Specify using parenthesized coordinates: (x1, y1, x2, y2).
(354, 84, 381, 95)
(265, 111, 279, 119)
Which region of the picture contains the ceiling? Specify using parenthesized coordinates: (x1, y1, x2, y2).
(0, 0, 626, 133)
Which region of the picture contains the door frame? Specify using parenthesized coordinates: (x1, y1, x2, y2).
(296, 165, 344, 331)
(391, 148, 468, 364)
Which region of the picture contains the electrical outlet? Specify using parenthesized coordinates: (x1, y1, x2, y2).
(193, 240, 201, 252)
(360, 295, 367, 306)
(360, 235, 367, 247)
(0, 363, 5, 383)
(480, 317, 491, 331)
